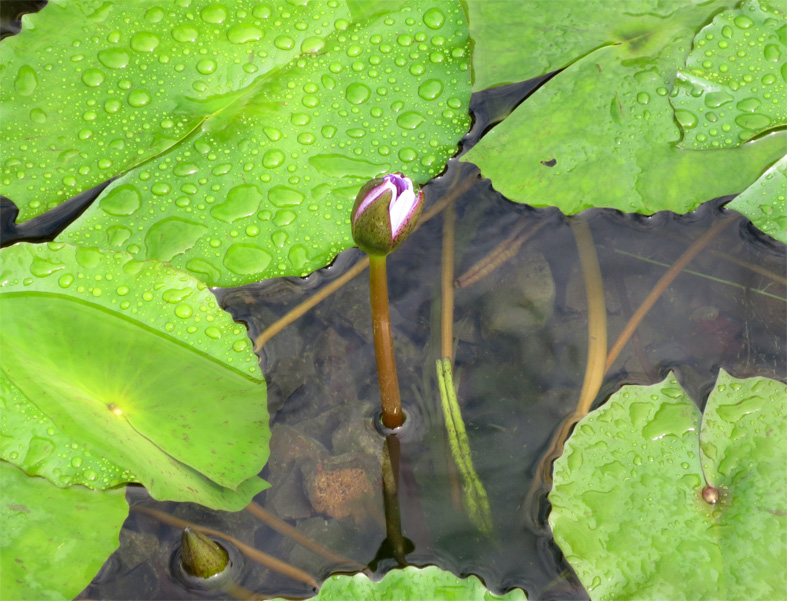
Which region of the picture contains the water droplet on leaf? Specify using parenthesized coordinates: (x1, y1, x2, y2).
(197, 58, 217, 74)
(100, 184, 142, 216)
(227, 24, 264, 44)
(98, 48, 131, 69)
(14, 65, 38, 96)
(345, 82, 371, 104)
(423, 8, 445, 30)
(130, 32, 161, 52)
(201, 4, 227, 23)
(128, 89, 151, 107)
(81, 69, 105, 87)
(418, 79, 443, 100)
(210, 184, 263, 223)
(223, 244, 272, 275)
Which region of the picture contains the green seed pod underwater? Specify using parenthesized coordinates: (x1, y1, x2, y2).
(180, 528, 229, 579)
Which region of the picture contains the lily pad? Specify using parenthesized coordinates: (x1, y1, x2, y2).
(464, 0, 695, 92)
(671, 0, 787, 149)
(0, 460, 128, 601)
(461, 0, 787, 215)
(0, 0, 471, 286)
(0, 242, 269, 510)
(282, 566, 527, 600)
(549, 370, 787, 601)
(727, 154, 787, 243)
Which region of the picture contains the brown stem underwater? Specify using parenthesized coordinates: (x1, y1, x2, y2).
(369, 254, 404, 429)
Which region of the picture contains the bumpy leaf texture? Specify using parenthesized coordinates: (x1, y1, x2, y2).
(728, 154, 787, 243)
(549, 371, 787, 601)
(461, 0, 786, 216)
(278, 565, 528, 600)
(0, 0, 471, 286)
(671, 0, 786, 149)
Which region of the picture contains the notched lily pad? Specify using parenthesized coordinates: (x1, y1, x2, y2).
(461, 0, 787, 216)
(0, 242, 269, 510)
(671, 0, 787, 149)
(0, 460, 128, 601)
(727, 153, 787, 244)
(283, 565, 527, 600)
(549, 370, 787, 601)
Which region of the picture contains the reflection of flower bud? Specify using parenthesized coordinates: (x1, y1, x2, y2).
(351, 173, 424, 256)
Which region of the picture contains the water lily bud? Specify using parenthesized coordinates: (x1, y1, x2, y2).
(180, 527, 229, 579)
(351, 173, 424, 256)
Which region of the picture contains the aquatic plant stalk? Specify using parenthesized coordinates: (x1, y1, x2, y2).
(369, 254, 404, 428)
(659, 229, 787, 287)
(572, 219, 608, 418)
(611, 269, 657, 382)
(605, 216, 735, 372)
(253, 256, 369, 351)
(441, 201, 456, 360)
(455, 219, 547, 289)
(610, 247, 787, 302)
(350, 173, 426, 428)
(436, 357, 493, 534)
(253, 168, 479, 351)
(525, 218, 606, 520)
(133, 506, 318, 588)
(245, 502, 364, 569)
(381, 434, 408, 565)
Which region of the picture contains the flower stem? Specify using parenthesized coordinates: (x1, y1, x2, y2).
(440, 200, 456, 360)
(369, 253, 404, 429)
(381, 434, 407, 565)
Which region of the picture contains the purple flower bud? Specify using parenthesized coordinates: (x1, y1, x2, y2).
(351, 173, 425, 256)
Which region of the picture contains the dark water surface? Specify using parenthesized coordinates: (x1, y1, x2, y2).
(1, 10, 785, 599)
(76, 169, 785, 600)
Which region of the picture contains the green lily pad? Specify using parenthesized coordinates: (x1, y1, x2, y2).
(461, 0, 787, 215)
(281, 566, 527, 600)
(0, 460, 128, 601)
(549, 370, 787, 601)
(464, 0, 695, 92)
(727, 154, 787, 243)
(0, 242, 269, 510)
(671, 0, 787, 149)
(0, 0, 471, 287)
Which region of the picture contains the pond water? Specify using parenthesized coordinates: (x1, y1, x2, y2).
(2, 4, 785, 600)
(77, 162, 784, 600)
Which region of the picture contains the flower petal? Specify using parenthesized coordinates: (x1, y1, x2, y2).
(352, 180, 395, 225)
(388, 187, 417, 237)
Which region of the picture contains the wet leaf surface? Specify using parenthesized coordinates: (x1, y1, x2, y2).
(0, 461, 128, 601)
(465, 0, 691, 92)
(277, 565, 527, 600)
(0, 0, 471, 286)
(671, 0, 787, 149)
(0, 242, 269, 510)
(728, 153, 787, 243)
(461, 0, 787, 216)
(549, 371, 787, 601)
